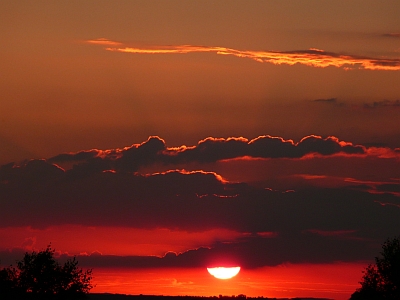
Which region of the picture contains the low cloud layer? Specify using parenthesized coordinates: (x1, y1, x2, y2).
(62, 232, 379, 269)
(3, 162, 398, 234)
(86, 39, 400, 71)
(1, 135, 400, 268)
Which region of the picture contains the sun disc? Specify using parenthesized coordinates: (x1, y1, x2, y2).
(207, 266, 241, 279)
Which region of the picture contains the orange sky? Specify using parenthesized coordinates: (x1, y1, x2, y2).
(1, 1, 400, 299)
(92, 263, 364, 300)
(2, 1, 400, 164)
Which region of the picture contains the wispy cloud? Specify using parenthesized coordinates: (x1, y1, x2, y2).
(313, 98, 337, 103)
(363, 99, 400, 109)
(86, 38, 400, 71)
(311, 98, 400, 111)
(85, 38, 123, 46)
(382, 33, 400, 38)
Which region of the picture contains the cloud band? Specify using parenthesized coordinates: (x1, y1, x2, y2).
(86, 39, 400, 71)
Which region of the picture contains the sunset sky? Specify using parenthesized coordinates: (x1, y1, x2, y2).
(1, 1, 400, 299)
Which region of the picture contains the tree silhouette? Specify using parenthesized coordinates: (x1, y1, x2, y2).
(350, 236, 400, 300)
(0, 265, 19, 297)
(0, 245, 93, 299)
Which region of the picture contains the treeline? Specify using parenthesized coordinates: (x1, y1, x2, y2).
(87, 295, 330, 300)
(0, 246, 92, 299)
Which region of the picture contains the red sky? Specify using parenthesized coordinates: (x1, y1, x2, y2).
(1, 1, 400, 300)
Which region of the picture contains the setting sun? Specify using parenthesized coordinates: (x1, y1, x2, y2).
(207, 267, 241, 279)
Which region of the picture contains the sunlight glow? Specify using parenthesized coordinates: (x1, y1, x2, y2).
(207, 267, 241, 279)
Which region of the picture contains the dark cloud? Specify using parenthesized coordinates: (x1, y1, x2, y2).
(1, 136, 399, 268)
(0, 231, 382, 269)
(310, 98, 400, 111)
(45, 232, 382, 269)
(382, 33, 400, 38)
(48, 150, 102, 163)
(116, 136, 166, 172)
(311, 97, 347, 109)
(156, 134, 368, 160)
(44, 136, 367, 174)
(48, 136, 166, 173)
(0, 248, 27, 267)
(0, 159, 64, 186)
(0, 167, 232, 229)
(1, 160, 400, 266)
(313, 98, 337, 103)
(363, 99, 400, 109)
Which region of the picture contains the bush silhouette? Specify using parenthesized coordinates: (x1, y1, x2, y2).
(350, 236, 400, 300)
(0, 245, 93, 299)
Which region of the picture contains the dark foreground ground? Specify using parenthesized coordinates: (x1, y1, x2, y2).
(87, 294, 333, 300)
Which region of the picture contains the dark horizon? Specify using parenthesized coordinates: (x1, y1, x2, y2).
(88, 293, 333, 300)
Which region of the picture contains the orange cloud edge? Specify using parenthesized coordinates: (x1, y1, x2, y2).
(85, 38, 400, 71)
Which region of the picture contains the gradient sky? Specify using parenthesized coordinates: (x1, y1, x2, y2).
(1, 1, 400, 299)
